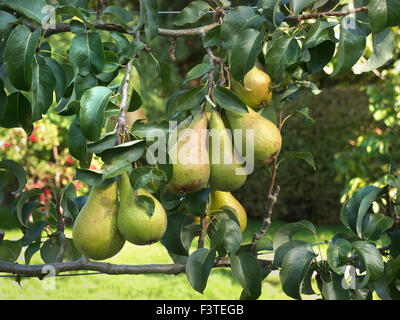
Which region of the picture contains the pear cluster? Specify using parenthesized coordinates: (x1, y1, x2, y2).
(72, 64, 280, 260)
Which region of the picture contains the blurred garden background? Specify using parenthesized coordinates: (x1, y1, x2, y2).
(1, 0, 400, 299)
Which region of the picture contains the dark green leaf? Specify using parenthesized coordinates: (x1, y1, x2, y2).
(180, 188, 212, 218)
(4, 25, 40, 91)
(173, 86, 207, 113)
(0, 91, 32, 135)
(326, 239, 352, 274)
(24, 241, 41, 265)
(131, 120, 169, 139)
(69, 31, 105, 76)
(230, 251, 262, 300)
(186, 248, 216, 294)
(354, 28, 394, 73)
(99, 140, 146, 164)
(79, 86, 112, 141)
(21, 221, 48, 247)
(368, 0, 388, 33)
(0, 239, 22, 262)
(279, 243, 317, 300)
(31, 58, 56, 122)
(203, 25, 221, 48)
(129, 166, 168, 191)
(214, 86, 248, 113)
(44, 57, 67, 103)
(73, 168, 116, 187)
(174, 1, 210, 26)
(321, 271, 350, 300)
(303, 20, 337, 49)
(87, 130, 117, 154)
(102, 160, 132, 181)
(103, 5, 133, 30)
(136, 195, 155, 218)
(361, 213, 394, 241)
(0, 159, 26, 195)
(15, 189, 42, 228)
(273, 240, 308, 268)
(0, 0, 47, 24)
(307, 41, 336, 74)
(0, 10, 18, 33)
(183, 63, 213, 85)
(68, 116, 90, 164)
(291, 0, 314, 14)
(137, 0, 158, 41)
(110, 32, 134, 62)
(331, 17, 366, 77)
(230, 29, 263, 83)
(280, 151, 316, 170)
(273, 220, 316, 251)
(387, 0, 400, 27)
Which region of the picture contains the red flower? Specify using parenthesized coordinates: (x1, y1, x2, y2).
(4, 142, 10, 147)
(29, 133, 37, 142)
(44, 188, 51, 196)
(66, 156, 73, 166)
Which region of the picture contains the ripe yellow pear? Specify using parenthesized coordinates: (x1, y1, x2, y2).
(224, 106, 281, 166)
(168, 111, 210, 194)
(117, 172, 167, 245)
(208, 109, 247, 191)
(72, 182, 125, 260)
(209, 190, 247, 232)
(232, 62, 272, 111)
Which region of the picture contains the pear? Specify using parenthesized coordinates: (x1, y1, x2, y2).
(168, 115, 193, 150)
(209, 190, 247, 232)
(72, 182, 125, 260)
(117, 172, 167, 245)
(168, 111, 210, 194)
(224, 106, 281, 166)
(232, 62, 272, 111)
(208, 109, 247, 191)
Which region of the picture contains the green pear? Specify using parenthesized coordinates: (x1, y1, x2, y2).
(224, 106, 281, 166)
(208, 109, 247, 191)
(168, 111, 210, 194)
(72, 182, 125, 260)
(232, 62, 272, 111)
(168, 115, 193, 150)
(209, 190, 247, 232)
(117, 172, 167, 245)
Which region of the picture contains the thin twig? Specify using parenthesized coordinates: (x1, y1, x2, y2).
(116, 60, 133, 145)
(284, 6, 368, 21)
(55, 193, 66, 263)
(198, 217, 208, 249)
(96, 0, 105, 23)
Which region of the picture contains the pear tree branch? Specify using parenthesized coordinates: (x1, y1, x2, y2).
(55, 193, 66, 263)
(0, 257, 275, 278)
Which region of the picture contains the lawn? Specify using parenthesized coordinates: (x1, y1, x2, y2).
(0, 205, 348, 300)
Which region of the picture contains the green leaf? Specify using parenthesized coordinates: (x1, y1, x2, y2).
(15, 189, 42, 228)
(31, 57, 57, 122)
(174, 1, 210, 26)
(4, 25, 40, 91)
(265, 35, 300, 84)
(230, 251, 262, 300)
(40, 238, 81, 263)
(68, 116, 90, 164)
(130, 120, 169, 138)
(307, 41, 336, 74)
(0, 0, 47, 24)
(136, 195, 155, 218)
(0, 10, 18, 34)
(291, 0, 314, 14)
(73, 168, 116, 187)
(137, 0, 158, 41)
(128, 88, 142, 112)
(326, 239, 352, 274)
(0, 91, 32, 135)
(24, 242, 41, 265)
(331, 17, 366, 77)
(55, 5, 93, 27)
(87, 130, 117, 154)
(186, 248, 216, 294)
(0, 159, 26, 195)
(279, 243, 317, 300)
(98, 140, 146, 164)
(179, 188, 212, 218)
(0, 239, 22, 262)
(111, 32, 134, 62)
(273, 220, 316, 251)
(303, 20, 337, 49)
(273, 240, 308, 268)
(340, 185, 381, 233)
(214, 86, 248, 113)
(354, 28, 394, 73)
(173, 86, 208, 114)
(203, 25, 221, 48)
(102, 160, 132, 181)
(103, 5, 133, 30)
(161, 212, 199, 256)
(0, 80, 6, 123)
(387, 0, 400, 27)
(295, 108, 315, 127)
(44, 57, 67, 103)
(355, 187, 382, 238)
(183, 63, 213, 85)
(321, 271, 350, 300)
(80, 86, 112, 141)
(69, 31, 105, 76)
(220, 6, 264, 50)
(280, 151, 316, 170)
(351, 241, 384, 288)
(368, 0, 388, 33)
(21, 221, 48, 247)
(361, 213, 394, 241)
(230, 28, 263, 83)
(129, 166, 167, 191)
